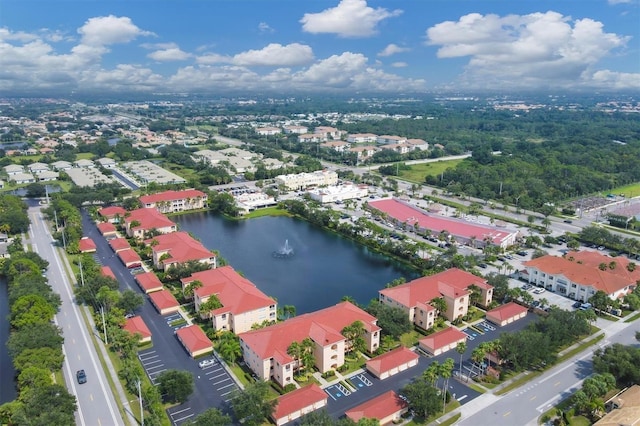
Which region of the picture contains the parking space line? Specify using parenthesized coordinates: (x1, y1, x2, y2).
(210, 372, 227, 379)
(217, 383, 235, 391)
(170, 408, 191, 416)
(213, 377, 231, 385)
(221, 389, 236, 396)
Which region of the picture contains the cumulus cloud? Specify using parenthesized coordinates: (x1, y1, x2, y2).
(148, 47, 191, 61)
(197, 43, 314, 67)
(378, 43, 409, 57)
(391, 62, 408, 68)
(426, 11, 637, 90)
(608, 0, 632, 4)
(77, 15, 153, 46)
(300, 0, 402, 38)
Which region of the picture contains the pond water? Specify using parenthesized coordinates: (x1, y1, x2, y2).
(0, 277, 17, 404)
(173, 213, 414, 314)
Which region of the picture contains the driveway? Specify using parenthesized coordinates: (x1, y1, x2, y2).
(81, 211, 238, 424)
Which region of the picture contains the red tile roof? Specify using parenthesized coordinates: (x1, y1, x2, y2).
(380, 268, 489, 308)
(366, 346, 419, 376)
(487, 302, 528, 321)
(182, 266, 274, 315)
(125, 208, 176, 232)
(419, 327, 467, 351)
(239, 302, 380, 364)
(135, 272, 164, 293)
(149, 289, 180, 312)
(146, 232, 214, 266)
(123, 316, 152, 340)
(272, 384, 327, 422)
(109, 237, 131, 252)
(140, 189, 206, 205)
(97, 222, 117, 235)
(345, 391, 408, 423)
(175, 325, 211, 354)
(101, 266, 116, 280)
(78, 237, 96, 253)
(117, 249, 142, 265)
(98, 206, 126, 219)
(369, 198, 515, 245)
(525, 251, 640, 295)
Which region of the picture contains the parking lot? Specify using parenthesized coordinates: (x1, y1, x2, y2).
(138, 349, 167, 385)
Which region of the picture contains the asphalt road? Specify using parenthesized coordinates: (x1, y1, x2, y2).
(458, 317, 640, 426)
(80, 211, 238, 425)
(28, 206, 123, 426)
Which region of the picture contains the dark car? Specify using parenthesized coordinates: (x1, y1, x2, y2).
(478, 263, 488, 269)
(76, 369, 87, 384)
(563, 219, 573, 224)
(572, 301, 582, 309)
(516, 250, 528, 256)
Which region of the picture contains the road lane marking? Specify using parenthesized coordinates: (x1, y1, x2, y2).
(555, 381, 561, 387)
(503, 411, 511, 417)
(530, 395, 537, 401)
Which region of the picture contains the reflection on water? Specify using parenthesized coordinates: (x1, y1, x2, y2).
(174, 212, 414, 314)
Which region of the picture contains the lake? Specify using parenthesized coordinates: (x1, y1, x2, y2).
(173, 213, 414, 314)
(0, 277, 16, 404)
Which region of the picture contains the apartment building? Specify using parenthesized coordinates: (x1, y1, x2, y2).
(146, 231, 216, 271)
(181, 265, 277, 334)
(379, 268, 493, 329)
(274, 170, 338, 191)
(140, 189, 207, 213)
(124, 208, 177, 239)
(239, 302, 380, 387)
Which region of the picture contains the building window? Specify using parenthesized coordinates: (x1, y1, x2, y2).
(221, 314, 226, 319)
(331, 344, 338, 350)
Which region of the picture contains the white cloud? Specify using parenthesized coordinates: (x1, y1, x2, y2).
(391, 62, 408, 68)
(148, 47, 191, 61)
(300, 0, 402, 38)
(378, 43, 409, 57)
(258, 22, 274, 33)
(77, 15, 153, 46)
(608, 0, 632, 4)
(196, 43, 314, 67)
(426, 11, 636, 90)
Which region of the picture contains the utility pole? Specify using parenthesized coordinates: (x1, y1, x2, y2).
(101, 305, 108, 345)
(137, 378, 144, 426)
(79, 260, 85, 286)
(53, 209, 59, 232)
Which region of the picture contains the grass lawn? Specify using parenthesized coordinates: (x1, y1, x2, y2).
(610, 182, 640, 198)
(339, 354, 367, 376)
(398, 159, 465, 182)
(75, 152, 95, 160)
(400, 330, 423, 347)
(243, 206, 291, 219)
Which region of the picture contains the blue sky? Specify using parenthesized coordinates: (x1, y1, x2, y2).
(1, 0, 639, 95)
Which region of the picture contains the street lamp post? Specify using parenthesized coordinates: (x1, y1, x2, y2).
(137, 378, 144, 426)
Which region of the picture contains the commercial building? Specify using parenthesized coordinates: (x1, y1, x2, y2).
(379, 268, 493, 328)
(523, 251, 640, 302)
(140, 189, 207, 213)
(121, 160, 186, 185)
(368, 198, 519, 249)
(307, 183, 368, 204)
(239, 302, 380, 387)
(274, 170, 338, 191)
(181, 266, 276, 334)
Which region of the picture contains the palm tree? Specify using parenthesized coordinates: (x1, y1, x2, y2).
(287, 341, 302, 375)
(218, 334, 242, 363)
(455, 341, 467, 378)
(183, 280, 203, 300)
(440, 358, 455, 412)
(300, 338, 316, 374)
(423, 361, 440, 387)
(342, 321, 365, 355)
(430, 297, 448, 319)
(471, 347, 485, 375)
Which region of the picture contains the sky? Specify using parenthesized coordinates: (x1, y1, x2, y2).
(1, 0, 639, 96)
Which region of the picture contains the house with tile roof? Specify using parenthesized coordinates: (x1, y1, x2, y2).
(418, 326, 468, 356)
(345, 391, 409, 426)
(365, 346, 419, 380)
(124, 208, 176, 239)
(181, 266, 276, 334)
(271, 384, 328, 426)
(175, 325, 212, 358)
(108, 237, 131, 252)
(486, 302, 528, 327)
(145, 231, 216, 271)
(117, 249, 142, 269)
(139, 189, 207, 213)
(523, 251, 640, 302)
(123, 316, 152, 343)
(239, 302, 381, 387)
(97, 222, 117, 237)
(379, 268, 493, 328)
(135, 272, 164, 294)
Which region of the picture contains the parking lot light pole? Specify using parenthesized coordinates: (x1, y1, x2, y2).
(137, 378, 144, 426)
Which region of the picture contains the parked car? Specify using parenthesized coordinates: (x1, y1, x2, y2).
(563, 219, 573, 224)
(516, 250, 528, 256)
(198, 359, 215, 369)
(572, 301, 583, 309)
(76, 369, 87, 384)
(533, 287, 546, 294)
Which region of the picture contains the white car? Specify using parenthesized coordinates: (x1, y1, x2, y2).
(533, 287, 546, 294)
(198, 359, 215, 369)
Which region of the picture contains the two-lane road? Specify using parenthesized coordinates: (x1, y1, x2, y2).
(28, 206, 123, 426)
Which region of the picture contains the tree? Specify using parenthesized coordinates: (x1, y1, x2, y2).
(423, 361, 440, 387)
(439, 358, 455, 412)
(299, 409, 336, 426)
(430, 297, 447, 318)
(287, 341, 302, 374)
(231, 380, 276, 426)
(401, 377, 441, 419)
(199, 294, 223, 315)
(21, 384, 76, 426)
(342, 321, 366, 355)
(156, 370, 194, 404)
(593, 344, 640, 387)
(13, 347, 64, 373)
(189, 408, 231, 426)
(116, 289, 144, 314)
(589, 290, 612, 313)
(10, 294, 57, 328)
(365, 301, 411, 339)
(218, 333, 242, 363)
(455, 341, 467, 378)
(7, 323, 63, 358)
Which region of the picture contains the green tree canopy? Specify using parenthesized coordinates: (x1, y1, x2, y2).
(156, 370, 194, 404)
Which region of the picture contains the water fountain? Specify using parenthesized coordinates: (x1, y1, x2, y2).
(273, 239, 294, 258)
